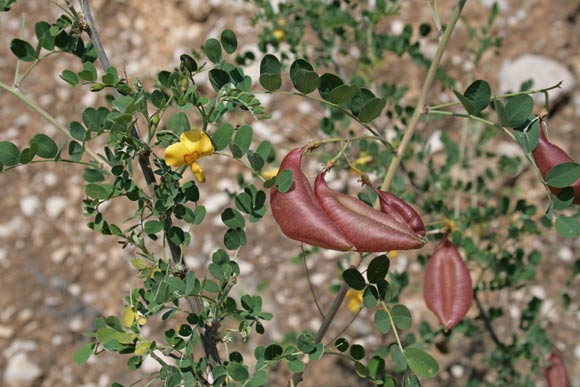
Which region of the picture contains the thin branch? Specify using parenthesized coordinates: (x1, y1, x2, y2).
(380, 0, 466, 192)
(473, 289, 505, 349)
(78, 0, 221, 366)
(302, 248, 325, 319)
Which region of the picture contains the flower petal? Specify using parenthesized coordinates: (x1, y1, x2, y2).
(165, 142, 189, 166)
(181, 129, 214, 157)
(190, 162, 206, 183)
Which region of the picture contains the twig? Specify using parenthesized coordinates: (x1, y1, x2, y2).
(78, 0, 221, 366)
(380, 0, 466, 192)
(303, 248, 325, 318)
(473, 289, 505, 349)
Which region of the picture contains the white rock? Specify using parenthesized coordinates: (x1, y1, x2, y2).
(498, 55, 575, 102)
(480, 0, 508, 10)
(450, 364, 465, 378)
(557, 246, 573, 263)
(19, 196, 39, 217)
(43, 172, 58, 186)
(45, 196, 68, 219)
(3, 353, 42, 387)
(425, 130, 444, 155)
(530, 285, 546, 300)
(574, 343, 580, 359)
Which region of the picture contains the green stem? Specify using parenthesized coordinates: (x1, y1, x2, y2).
(426, 109, 516, 141)
(380, 301, 404, 351)
(2, 158, 97, 172)
(428, 81, 562, 111)
(380, 0, 466, 192)
(0, 80, 104, 164)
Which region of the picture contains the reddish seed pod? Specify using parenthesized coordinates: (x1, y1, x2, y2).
(545, 352, 569, 387)
(370, 186, 426, 237)
(270, 147, 353, 251)
(532, 120, 580, 204)
(314, 171, 425, 252)
(423, 239, 472, 329)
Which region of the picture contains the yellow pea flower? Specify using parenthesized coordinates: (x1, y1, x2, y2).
(345, 289, 364, 312)
(388, 250, 398, 259)
(261, 168, 279, 180)
(165, 129, 214, 183)
(273, 28, 286, 42)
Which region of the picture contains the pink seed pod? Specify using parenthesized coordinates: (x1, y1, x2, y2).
(532, 120, 580, 204)
(545, 352, 569, 387)
(370, 185, 426, 237)
(314, 170, 425, 252)
(270, 147, 353, 251)
(423, 239, 472, 329)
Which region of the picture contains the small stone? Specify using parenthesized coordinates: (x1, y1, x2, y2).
(3, 352, 43, 387)
(450, 364, 465, 378)
(19, 196, 39, 217)
(574, 343, 580, 360)
(68, 316, 84, 332)
(45, 196, 68, 219)
(557, 246, 573, 263)
(530, 285, 546, 300)
(50, 247, 68, 264)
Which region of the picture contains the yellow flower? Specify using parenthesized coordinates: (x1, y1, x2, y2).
(388, 250, 398, 259)
(261, 168, 279, 180)
(165, 129, 214, 182)
(345, 289, 364, 312)
(273, 28, 286, 42)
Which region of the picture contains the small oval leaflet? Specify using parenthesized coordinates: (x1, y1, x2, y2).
(275, 169, 293, 193)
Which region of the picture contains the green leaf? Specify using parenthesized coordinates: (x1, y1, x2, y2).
(390, 345, 407, 371)
(328, 84, 358, 106)
(30, 134, 57, 158)
(403, 347, 439, 378)
(255, 140, 272, 162)
(493, 98, 510, 127)
(0, 141, 20, 166)
(287, 359, 305, 373)
(10, 39, 36, 61)
(35, 21, 54, 50)
(343, 268, 366, 290)
(85, 183, 112, 200)
(222, 208, 245, 228)
(68, 140, 83, 161)
(553, 187, 575, 210)
(359, 98, 386, 123)
(513, 119, 540, 153)
(224, 228, 246, 250)
(212, 123, 234, 151)
(60, 70, 79, 86)
(545, 162, 580, 188)
(78, 62, 98, 82)
(247, 150, 265, 171)
(192, 205, 206, 225)
(209, 69, 231, 91)
(351, 88, 375, 117)
(350, 344, 365, 361)
(82, 168, 105, 183)
(227, 362, 249, 382)
(260, 54, 281, 75)
(555, 216, 580, 238)
(452, 90, 476, 115)
(19, 147, 35, 164)
(392, 304, 412, 330)
(220, 29, 237, 54)
(367, 255, 390, 284)
(69, 121, 86, 141)
(73, 342, 95, 365)
(247, 370, 267, 387)
(374, 310, 391, 334)
(233, 125, 253, 155)
(289, 59, 314, 82)
(204, 38, 222, 63)
(259, 73, 282, 92)
(264, 344, 283, 360)
(166, 112, 190, 135)
(275, 169, 293, 193)
(293, 69, 320, 94)
(318, 73, 343, 100)
(463, 80, 491, 113)
(144, 220, 164, 235)
(504, 94, 534, 128)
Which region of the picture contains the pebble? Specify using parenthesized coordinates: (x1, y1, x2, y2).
(2, 353, 43, 387)
(45, 196, 68, 219)
(498, 55, 575, 102)
(450, 364, 465, 378)
(557, 246, 573, 263)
